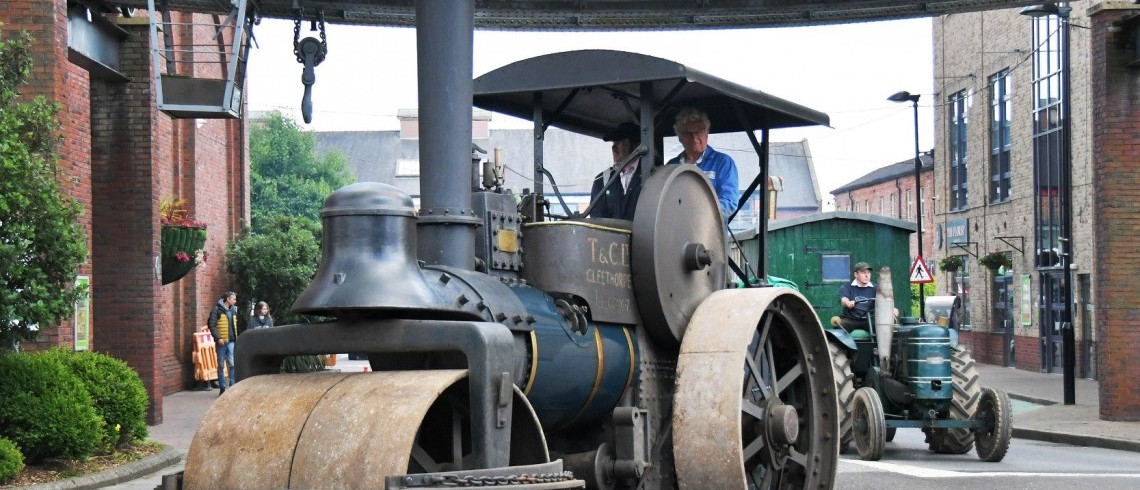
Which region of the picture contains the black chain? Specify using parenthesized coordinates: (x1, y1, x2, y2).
(292, 3, 327, 65)
(411, 471, 575, 487)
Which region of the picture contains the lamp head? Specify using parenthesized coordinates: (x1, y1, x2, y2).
(888, 91, 920, 103)
(1020, 2, 1071, 18)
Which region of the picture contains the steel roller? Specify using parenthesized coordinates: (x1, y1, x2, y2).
(183, 370, 550, 489)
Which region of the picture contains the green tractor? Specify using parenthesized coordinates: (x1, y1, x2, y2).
(825, 267, 1012, 462)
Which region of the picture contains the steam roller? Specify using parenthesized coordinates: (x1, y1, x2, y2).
(177, 164, 839, 485)
(173, 163, 838, 489)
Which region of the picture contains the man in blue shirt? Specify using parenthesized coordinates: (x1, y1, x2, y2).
(667, 107, 740, 218)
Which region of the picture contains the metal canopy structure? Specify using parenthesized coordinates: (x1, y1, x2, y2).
(107, 0, 1039, 29)
(473, 49, 830, 139)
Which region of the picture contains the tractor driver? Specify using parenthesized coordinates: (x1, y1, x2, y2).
(589, 122, 643, 220)
(836, 262, 896, 332)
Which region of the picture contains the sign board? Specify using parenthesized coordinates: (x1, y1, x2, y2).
(946, 218, 969, 246)
(909, 257, 934, 284)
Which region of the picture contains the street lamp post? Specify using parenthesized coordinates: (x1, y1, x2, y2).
(1022, 2, 1075, 405)
(888, 90, 924, 320)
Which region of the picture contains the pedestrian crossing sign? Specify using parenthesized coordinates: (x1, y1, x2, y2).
(909, 257, 934, 284)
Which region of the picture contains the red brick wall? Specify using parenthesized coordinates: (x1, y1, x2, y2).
(3, 0, 93, 348)
(958, 330, 1004, 365)
(6, 3, 248, 424)
(833, 169, 935, 259)
(1089, 5, 1140, 421)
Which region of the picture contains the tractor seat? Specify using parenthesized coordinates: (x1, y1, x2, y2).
(830, 315, 872, 340)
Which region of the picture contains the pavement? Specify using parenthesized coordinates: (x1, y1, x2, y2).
(20, 355, 1140, 489)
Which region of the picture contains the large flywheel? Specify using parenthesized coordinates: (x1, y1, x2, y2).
(632, 164, 727, 348)
(183, 370, 550, 489)
(673, 288, 839, 489)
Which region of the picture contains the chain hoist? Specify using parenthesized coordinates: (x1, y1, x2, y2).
(293, 3, 328, 123)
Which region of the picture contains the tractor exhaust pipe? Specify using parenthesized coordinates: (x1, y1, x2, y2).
(875, 266, 894, 374)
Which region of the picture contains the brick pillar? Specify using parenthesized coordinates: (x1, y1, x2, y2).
(1089, 3, 1140, 421)
(90, 17, 170, 425)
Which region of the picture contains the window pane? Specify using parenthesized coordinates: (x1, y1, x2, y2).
(822, 255, 852, 282)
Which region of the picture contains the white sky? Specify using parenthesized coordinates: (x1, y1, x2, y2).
(245, 17, 936, 209)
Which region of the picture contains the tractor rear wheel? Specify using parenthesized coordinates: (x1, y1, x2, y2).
(674, 288, 838, 489)
(925, 344, 981, 454)
(828, 341, 855, 454)
(851, 387, 885, 461)
(974, 387, 1012, 462)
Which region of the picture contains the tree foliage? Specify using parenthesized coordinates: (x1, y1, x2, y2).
(226, 214, 321, 327)
(248, 112, 353, 232)
(0, 28, 88, 349)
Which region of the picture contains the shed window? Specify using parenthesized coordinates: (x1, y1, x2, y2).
(822, 255, 851, 283)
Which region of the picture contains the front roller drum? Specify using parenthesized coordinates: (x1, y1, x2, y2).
(673, 288, 839, 489)
(183, 370, 550, 489)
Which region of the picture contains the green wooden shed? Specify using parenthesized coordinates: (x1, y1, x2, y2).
(731, 211, 917, 324)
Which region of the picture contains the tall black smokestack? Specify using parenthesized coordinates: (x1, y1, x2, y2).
(415, 0, 479, 269)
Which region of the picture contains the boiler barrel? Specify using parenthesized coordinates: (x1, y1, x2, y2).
(521, 314, 637, 431)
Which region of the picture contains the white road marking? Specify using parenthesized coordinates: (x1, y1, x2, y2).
(842, 460, 1140, 478)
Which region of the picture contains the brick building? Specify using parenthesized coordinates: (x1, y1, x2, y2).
(2, 1, 248, 423)
(933, 1, 1139, 420)
(830, 153, 935, 260)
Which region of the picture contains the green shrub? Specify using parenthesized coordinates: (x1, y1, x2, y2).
(0, 352, 104, 463)
(281, 355, 327, 373)
(42, 348, 149, 449)
(0, 437, 23, 485)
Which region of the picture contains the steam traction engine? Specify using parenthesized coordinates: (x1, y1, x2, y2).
(173, 48, 840, 490)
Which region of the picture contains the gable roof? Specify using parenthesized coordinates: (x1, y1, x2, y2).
(830, 152, 934, 195)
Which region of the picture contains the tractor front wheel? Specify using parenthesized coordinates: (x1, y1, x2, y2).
(974, 387, 1012, 462)
(851, 387, 885, 461)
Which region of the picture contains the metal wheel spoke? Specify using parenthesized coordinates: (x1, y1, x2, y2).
(764, 341, 778, 391)
(774, 363, 803, 397)
(744, 355, 772, 399)
(742, 399, 765, 421)
(411, 443, 438, 472)
(756, 314, 774, 351)
(450, 406, 463, 466)
(742, 432, 766, 461)
(786, 447, 808, 467)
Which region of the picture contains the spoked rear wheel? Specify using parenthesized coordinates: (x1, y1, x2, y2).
(674, 289, 839, 490)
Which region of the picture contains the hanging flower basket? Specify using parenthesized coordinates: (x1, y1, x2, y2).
(939, 256, 963, 272)
(979, 252, 1012, 271)
(161, 226, 207, 284)
(160, 198, 208, 285)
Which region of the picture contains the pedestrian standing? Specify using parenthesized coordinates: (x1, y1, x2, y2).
(207, 291, 238, 394)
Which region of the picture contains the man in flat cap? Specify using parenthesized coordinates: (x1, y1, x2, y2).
(836, 262, 877, 332)
(588, 122, 643, 220)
